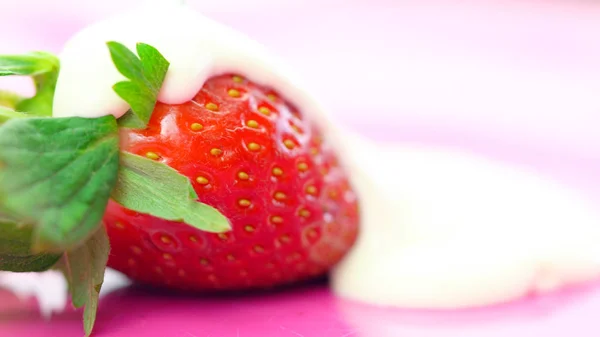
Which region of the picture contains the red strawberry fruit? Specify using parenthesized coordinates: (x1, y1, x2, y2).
(104, 73, 360, 291)
(0, 40, 360, 336)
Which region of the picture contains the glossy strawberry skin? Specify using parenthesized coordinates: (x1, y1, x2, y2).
(103, 74, 359, 291)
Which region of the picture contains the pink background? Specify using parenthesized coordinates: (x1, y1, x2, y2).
(2, 0, 600, 336)
(2, 0, 600, 198)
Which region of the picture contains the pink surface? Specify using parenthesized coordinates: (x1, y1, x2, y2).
(2, 0, 600, 336)
(2, 281, 600, 337)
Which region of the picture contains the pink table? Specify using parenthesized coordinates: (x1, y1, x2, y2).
(2, 0, 600, 336)
(2, 280, 600, 337)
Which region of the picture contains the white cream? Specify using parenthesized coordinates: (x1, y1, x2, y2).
(0, 271, 67, 318)
(52, 1, 324, 124)
(0, 269, 130, 317)
(331, 136, 600, 308)
(47, 1, 600, 310)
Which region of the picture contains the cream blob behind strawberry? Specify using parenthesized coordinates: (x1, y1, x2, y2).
(332, 137, 600, 308)
(50, 0, 600, 309)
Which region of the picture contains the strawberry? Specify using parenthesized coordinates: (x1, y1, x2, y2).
(104, 73, 360, 290)
(0, 39, 360, 336)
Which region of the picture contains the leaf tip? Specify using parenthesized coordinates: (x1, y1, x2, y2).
(84, 313, 97, 337)
(208, 215, 232, 234)
(105, 41, 120, 49)
(220, 218, 233, 232)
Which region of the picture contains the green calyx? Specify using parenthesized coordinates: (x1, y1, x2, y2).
(0, 106, 28, 124)
(112, 152, 230, 233)
(0, 51, 59, 116)
(107, 41, 169, 129)
(0, 222, 61, 272)
(0, 42, 231, 336)
(0, 115, 121, 252)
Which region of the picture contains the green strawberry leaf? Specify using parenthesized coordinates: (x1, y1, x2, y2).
(0, 51, 57, 76)
(0, 210, 15, 223)
(0, 51, 60, 117)
(55, 225, 110, 337)
(0, 106, 28, 124)
(0, 222, 62, 272)
(0, 116, 120, 252)
(0, 90, 22, 109)
(111, 151, 231, 233)
(106, 41, 169, 129)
